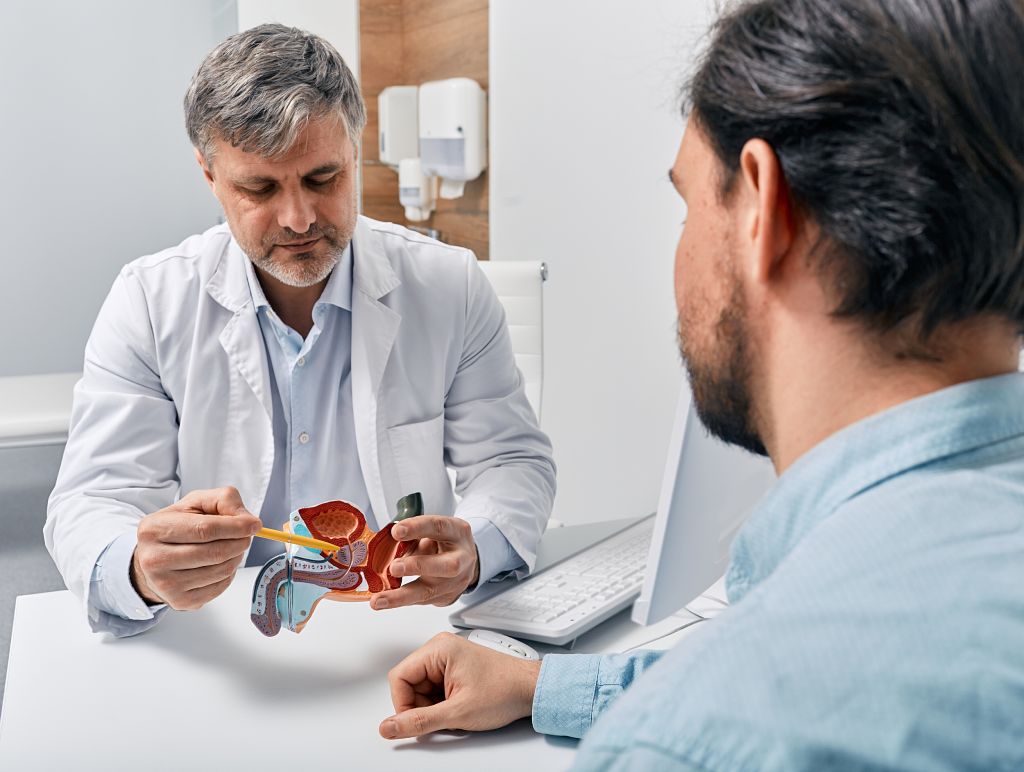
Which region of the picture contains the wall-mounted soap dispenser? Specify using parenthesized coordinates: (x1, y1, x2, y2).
(418, 78, 487, 199)
(378, 85, 419, 166)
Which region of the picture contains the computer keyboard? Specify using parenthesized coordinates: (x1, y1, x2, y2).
(451, 515, 656, 645)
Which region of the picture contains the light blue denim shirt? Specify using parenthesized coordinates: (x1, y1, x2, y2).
(88, 244, 519, 634)
(534, 373, 1024, 771)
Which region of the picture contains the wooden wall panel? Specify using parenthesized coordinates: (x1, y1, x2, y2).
(401, 0, 488, 86)
(359, 0, 489, 259)
(358, 0, 402, 178)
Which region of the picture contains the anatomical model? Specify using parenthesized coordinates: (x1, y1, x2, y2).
(251, 494, 422, 636)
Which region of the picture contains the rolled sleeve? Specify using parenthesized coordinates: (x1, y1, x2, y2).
(533, 653, 603, 738)
(534, 650, 668, 740)
(87, 531, 167, 636)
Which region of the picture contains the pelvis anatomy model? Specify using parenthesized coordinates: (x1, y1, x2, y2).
(250, 496, 421, 637)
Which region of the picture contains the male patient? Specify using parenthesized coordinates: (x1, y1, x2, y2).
(44, 25, 555, 636)
(378, 0, 1024, 768)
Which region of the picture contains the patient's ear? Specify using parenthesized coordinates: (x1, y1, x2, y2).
(737, 139, 795, 286)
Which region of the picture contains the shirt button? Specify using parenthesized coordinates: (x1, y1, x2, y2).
(298, 431, 310, 445)
(297, 356, 306, 367)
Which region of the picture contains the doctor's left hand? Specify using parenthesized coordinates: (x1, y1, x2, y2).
(370, 516, 479, 610)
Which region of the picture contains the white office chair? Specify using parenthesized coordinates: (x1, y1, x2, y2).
(475, 260, 547, 420)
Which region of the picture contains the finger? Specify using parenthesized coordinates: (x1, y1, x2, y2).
(172, 553, 245, 591)
(372, 579, 459, 609)
(177, 574, 234, 611)
(388, 668, 431, 715)
(177, 486, 252, 518)
(145, 536, 251, 570)
(391, 516, 470, 545)
(387, 638, 446, 711)
(143, 511, 260, 545)
(379, 704, 455, 739)
(390, 551, 469, 579)
(401, 538, 439, 557)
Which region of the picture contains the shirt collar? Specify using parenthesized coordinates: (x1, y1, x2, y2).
(726, 372, 1024, 603)
(242, 243, 354, 314)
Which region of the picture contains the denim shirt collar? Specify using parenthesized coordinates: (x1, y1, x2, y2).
(726, 372, 1024, 603)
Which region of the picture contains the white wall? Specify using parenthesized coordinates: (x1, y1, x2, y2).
(237, 0, 360, 79)
(0, 1, 235, 377)
(490, 1, 714, 525)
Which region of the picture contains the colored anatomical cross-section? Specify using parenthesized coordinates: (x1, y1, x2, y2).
(250, 498, 415, 636)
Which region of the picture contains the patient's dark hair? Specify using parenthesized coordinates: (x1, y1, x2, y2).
(688, 0, 1024, 347)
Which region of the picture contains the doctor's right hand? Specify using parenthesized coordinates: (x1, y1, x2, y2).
(130, 487, 261, 610)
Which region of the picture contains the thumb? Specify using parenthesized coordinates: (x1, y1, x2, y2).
(182, 486, 250, 517)
(379, 703, 453, 739)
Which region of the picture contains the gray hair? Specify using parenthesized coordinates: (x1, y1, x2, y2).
(184, 23, 366, 162)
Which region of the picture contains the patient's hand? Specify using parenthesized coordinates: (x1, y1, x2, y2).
(379, 632, 540, 739)
(131, 486, 261, 610)
(370, 516, 480, 610)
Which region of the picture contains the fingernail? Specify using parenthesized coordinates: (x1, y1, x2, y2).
(390, 560, 404, 575)
(392, 525, 406, 539)
(374, 598, 389, 609)
(381, 719, 398, 739)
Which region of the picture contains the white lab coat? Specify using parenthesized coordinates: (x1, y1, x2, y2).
(45, 217, 555, 615)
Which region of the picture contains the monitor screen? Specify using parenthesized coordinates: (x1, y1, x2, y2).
(632, 382, 777, 625)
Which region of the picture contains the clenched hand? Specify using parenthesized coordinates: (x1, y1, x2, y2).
(380, 632, 541, 739)
(131, 486, 261, 610)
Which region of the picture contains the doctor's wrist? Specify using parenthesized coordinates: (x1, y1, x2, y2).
(463, 545, 482, 594)
(130, 549, 164, 606)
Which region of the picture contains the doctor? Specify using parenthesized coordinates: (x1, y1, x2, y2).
(44, 24, 555, 637)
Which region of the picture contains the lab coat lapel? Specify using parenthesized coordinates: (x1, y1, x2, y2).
(351, 217, 401, 525)
(206, 239, 273, 421)
(218, 312, 273, 421)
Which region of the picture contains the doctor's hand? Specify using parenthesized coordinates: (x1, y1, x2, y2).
(370, 516, 480, 610)
(380, 632, 540, 739)
(130, 487, 261, 610)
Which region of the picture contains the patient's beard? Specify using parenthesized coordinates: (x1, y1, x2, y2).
(677, 282, 767, 457)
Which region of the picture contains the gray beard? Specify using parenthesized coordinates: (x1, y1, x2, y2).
(244, 223, 349, 288)
(251, 247, 341, 288)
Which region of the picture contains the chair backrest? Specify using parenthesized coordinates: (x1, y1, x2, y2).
(475, 260, 546, 419)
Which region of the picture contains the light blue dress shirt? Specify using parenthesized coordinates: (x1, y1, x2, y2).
(242, 246, 519, 578)
(534, 373, 1024, 771)
(242, 245, 370, 566)
(89, 244, 519, 630)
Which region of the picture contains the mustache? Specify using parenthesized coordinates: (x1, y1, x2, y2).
(265, 224, 337, 247)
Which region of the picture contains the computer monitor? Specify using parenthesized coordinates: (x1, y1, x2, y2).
(632, 382, 777, 625)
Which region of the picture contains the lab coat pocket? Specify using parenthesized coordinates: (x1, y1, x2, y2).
(387, 413, 454, 515)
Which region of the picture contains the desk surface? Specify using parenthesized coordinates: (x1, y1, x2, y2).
(0, 520, 704, 771)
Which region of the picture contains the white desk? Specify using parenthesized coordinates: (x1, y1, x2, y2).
(0, 521, 705, 771)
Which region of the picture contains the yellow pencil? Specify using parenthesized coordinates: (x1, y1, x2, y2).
(255, 527, 340, 554)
